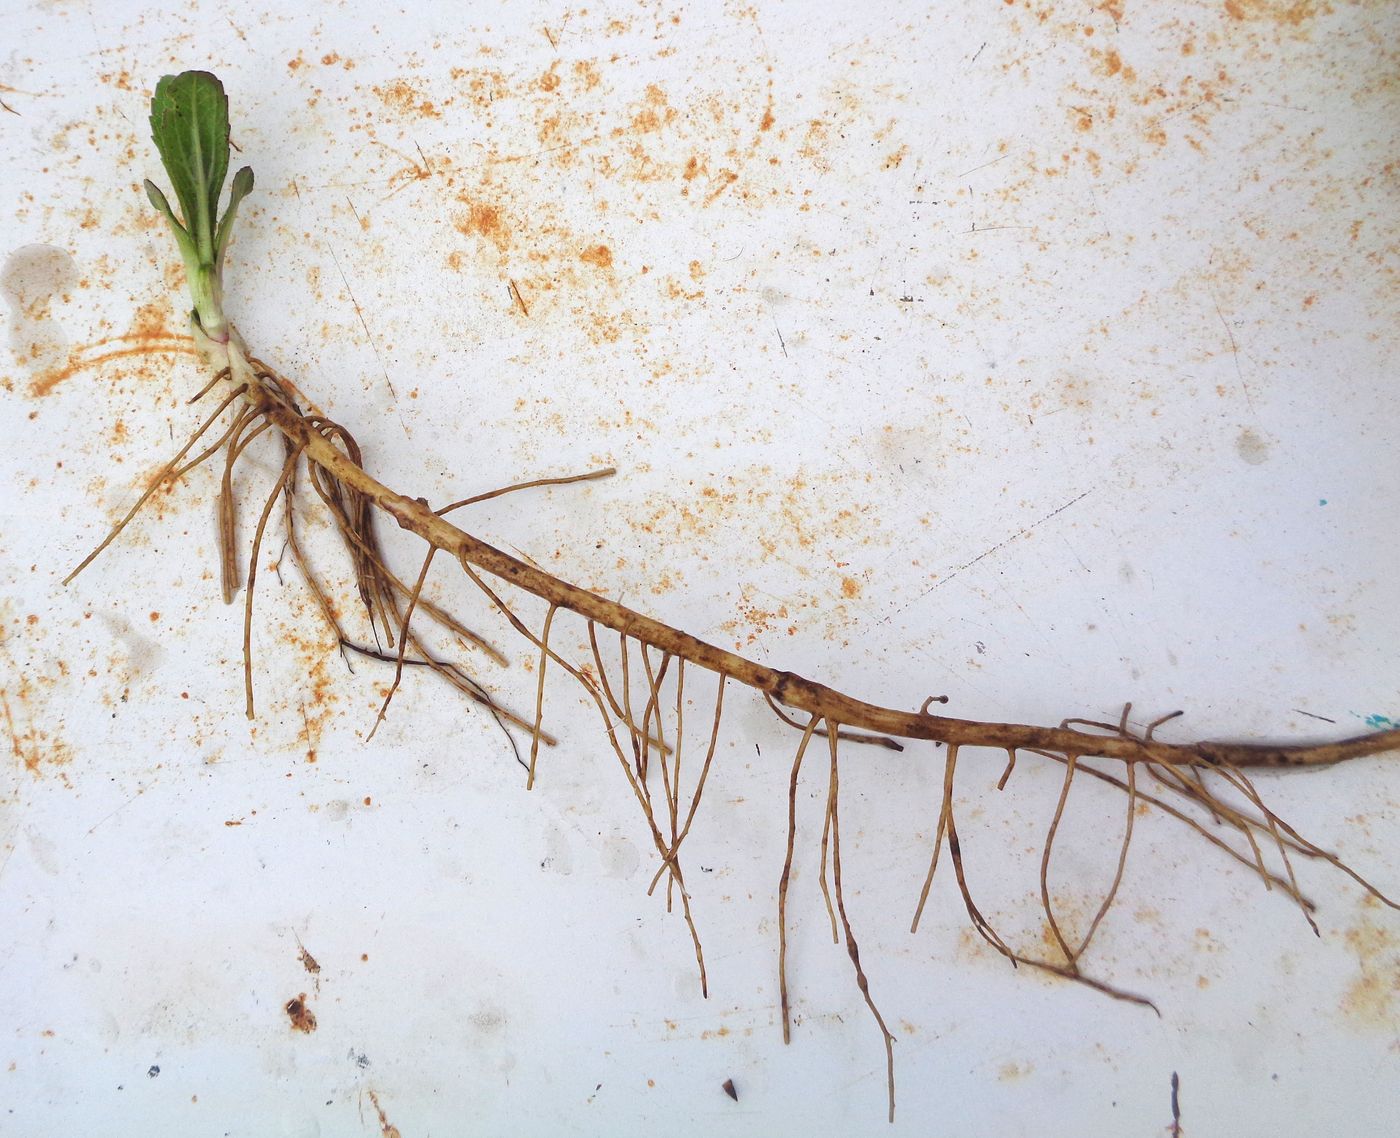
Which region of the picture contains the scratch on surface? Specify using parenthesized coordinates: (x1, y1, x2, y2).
(85, 783, 151, 835)
(326, 244, 402, 409)
(509, 278, 530, 317)
(1210, 288, 1254, 413)
(0, 827, 16, 884)
(930, 489, 1094, 594)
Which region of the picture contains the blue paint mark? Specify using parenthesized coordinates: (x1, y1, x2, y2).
(1363, 713, 1396, 730)
(1318, 498, 1327, 506)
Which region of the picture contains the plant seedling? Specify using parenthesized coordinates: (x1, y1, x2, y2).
(64, 71, 1400, 1123)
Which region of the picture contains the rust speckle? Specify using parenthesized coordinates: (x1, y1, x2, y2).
(298, 947, 321, 975)
(1224, 0, 1318, 25)
(456, 202, 510, 251)
(574, 59, 602, 90)
(285, 994, 317, 1033)
(2, 686, 74, 779)
(1341, 912, 1399, 1028)
(841, 576, 862, 599)
(882, 145, 908, 171)
(580, 244, 614, 270)
(20, 291, 188, 398)
(376, 78, 438, 118)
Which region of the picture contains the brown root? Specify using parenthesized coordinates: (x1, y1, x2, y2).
(66, 344, 1400, 1126)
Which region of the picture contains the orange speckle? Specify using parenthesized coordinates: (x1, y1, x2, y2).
(456, 202, 509, 251)
(580, 244, 613, 269)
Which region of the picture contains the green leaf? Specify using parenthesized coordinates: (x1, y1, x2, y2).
(149, 71, 230, 264)
(214, 165, 255, 268)
(144, 179, 195, 258)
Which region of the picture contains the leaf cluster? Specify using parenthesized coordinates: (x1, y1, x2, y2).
(144, 71, 254, 336)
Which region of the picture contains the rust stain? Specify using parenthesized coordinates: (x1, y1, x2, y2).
(1, 685, 73, 779)
(1341, 908, 1400, 1029)
(456, 201, 510, 251)
(1223, 0, 1319, 25)
(285, 994, 317, 1033)
(703, 170, 739, 205)
(882, 145, 908, 170)
(298, 946, 321, 975)
(368, 1090, 403, 1138)
(281, 617, 338, 765)
(375, 78, 440, 118)
(579, 244, 613, 270)
(28, 330, 194, 398)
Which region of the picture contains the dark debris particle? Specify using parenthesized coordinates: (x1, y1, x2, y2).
(722, 1078, 738, 1101)
(147, 1065, 160, 1078)
(285, 994, 317, 1033)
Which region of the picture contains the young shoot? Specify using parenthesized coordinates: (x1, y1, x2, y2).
(144, 70, 253, 343)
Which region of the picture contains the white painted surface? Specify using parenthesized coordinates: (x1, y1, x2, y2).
(2, 2, 1397, 1135)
